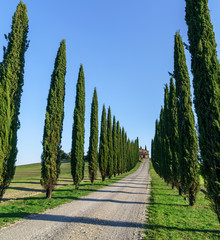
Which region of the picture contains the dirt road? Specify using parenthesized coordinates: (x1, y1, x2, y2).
(0, 159, 150, 240)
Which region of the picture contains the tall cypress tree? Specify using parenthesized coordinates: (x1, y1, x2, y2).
(159, 107, 165, 180)
(107, 107, 113, 179)
(168, 77, 181, 194)
(112, 116, 118, 177)
(174, 32, 200, 206)
(116, 121, 122, 175)
(88, 88, 98, 185)
(185, 0, 220, 220)
(124, 132, 128, 172)
(71, 64, 85, 190)
(163, 84, 173, 185)
(99, 105, 108, 181)
(41, 40, 66, 198)
(0, 2, 29, 200)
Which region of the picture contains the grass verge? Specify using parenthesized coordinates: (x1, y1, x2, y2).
(0, 162, 141, 228)
(144, 165, 220, 239)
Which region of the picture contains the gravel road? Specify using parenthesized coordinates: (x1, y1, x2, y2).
(0, 159, 150, 240)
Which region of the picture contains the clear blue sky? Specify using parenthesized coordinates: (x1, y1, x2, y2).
(0, 1, 219, 165)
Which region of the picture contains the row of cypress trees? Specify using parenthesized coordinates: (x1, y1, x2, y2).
(152, 0, 220, 222)
(42, 54, 139, 194)
(0, 2, 140, 201)
(151, 32, 200, 206)
(97, 104, 139, 183)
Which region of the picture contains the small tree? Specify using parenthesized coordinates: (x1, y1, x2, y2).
(71, 64, 85, 190)
(88, 88, 98, 185)
(0, 2, 29, 200)
(41, 40, 66, 198)
(98, 105, 108, 181)
(107, 107, 113, 179)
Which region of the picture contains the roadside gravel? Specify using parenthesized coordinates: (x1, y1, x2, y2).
(0, 159, 150, 240)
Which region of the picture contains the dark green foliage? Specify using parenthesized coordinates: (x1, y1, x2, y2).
(88, 88, 98, 185)
(0, 2, 29, 200)
(185, 0, 220, 220)
(71, 64, 85, 190)
(163, 84, 173, 185)
(106, 107, 113, 179)
(41, 40, 66, 198)
(168, 78, 181, 193)
(124, 132, 128, 172)
(174, 32, 200, 206)
(158, 107, 165, 179)
(112, 116, 118, 177)
(98, 105, 108, 181)
(116, 121, 122, 175)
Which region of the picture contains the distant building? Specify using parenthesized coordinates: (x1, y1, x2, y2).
(139, 148, 149, 159)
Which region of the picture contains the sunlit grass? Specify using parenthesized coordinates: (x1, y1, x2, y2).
(144, 166, 220, 239)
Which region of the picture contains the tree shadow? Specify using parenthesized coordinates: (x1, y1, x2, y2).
(145, 224, 220, 234)
(7, 187, 43, 192)
(11, 181, 40, 185)
(107, 185, 146, 189)
(0, 213, 144, 228)
(76, 198, 146, 205)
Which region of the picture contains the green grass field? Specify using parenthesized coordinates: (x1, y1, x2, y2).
(145, 165, 220, 240)
(0, 161, 141, 228)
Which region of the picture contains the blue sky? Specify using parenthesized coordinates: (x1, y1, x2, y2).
(0, 1, 219, 165)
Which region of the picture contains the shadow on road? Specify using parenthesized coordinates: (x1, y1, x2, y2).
(144, 224, 220, 234)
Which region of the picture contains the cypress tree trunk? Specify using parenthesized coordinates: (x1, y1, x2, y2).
(107, 107, 113, 179)
(71, 65, 85, 190)
(41, 40, 66, 198)
(88, 88, 98, 185)
(174, 32, 200, 206)
(185, 0, 220, 220)
(112, 116, 117, 177)
(0, 2, 29, 201)
(98, 105, 108, 181)
(178, 187, 182, 196)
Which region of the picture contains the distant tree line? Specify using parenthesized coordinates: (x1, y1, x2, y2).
(0, 2, 140, 201)
(152, 0, 220, 222)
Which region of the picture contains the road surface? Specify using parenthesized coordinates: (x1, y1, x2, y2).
(0, 159, 150, 240)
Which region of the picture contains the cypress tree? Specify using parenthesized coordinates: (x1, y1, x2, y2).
(124, 132, 128, 172)
(159, 107, 165, 180)
(152, 120, 160, 176)
(106, 107, 113, 179)
(112, 116, 118, 177)
(163, 84, 173, 185)
(88, 88, 98, 185)
(116, 121, 122, 175)
(185, 0, 220, 220)
(41, 40, 66, 198)
(71, 64, 85, 190)
(174, 32, 200, 206)
(168, 77, 181, 194)
(98, 105, 108, 181)
(0, 2, 29, 200)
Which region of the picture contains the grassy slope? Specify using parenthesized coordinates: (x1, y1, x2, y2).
(145, 165, 220, 240)
(3, 161, 74, 200)
(0, 161, 141, 228)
